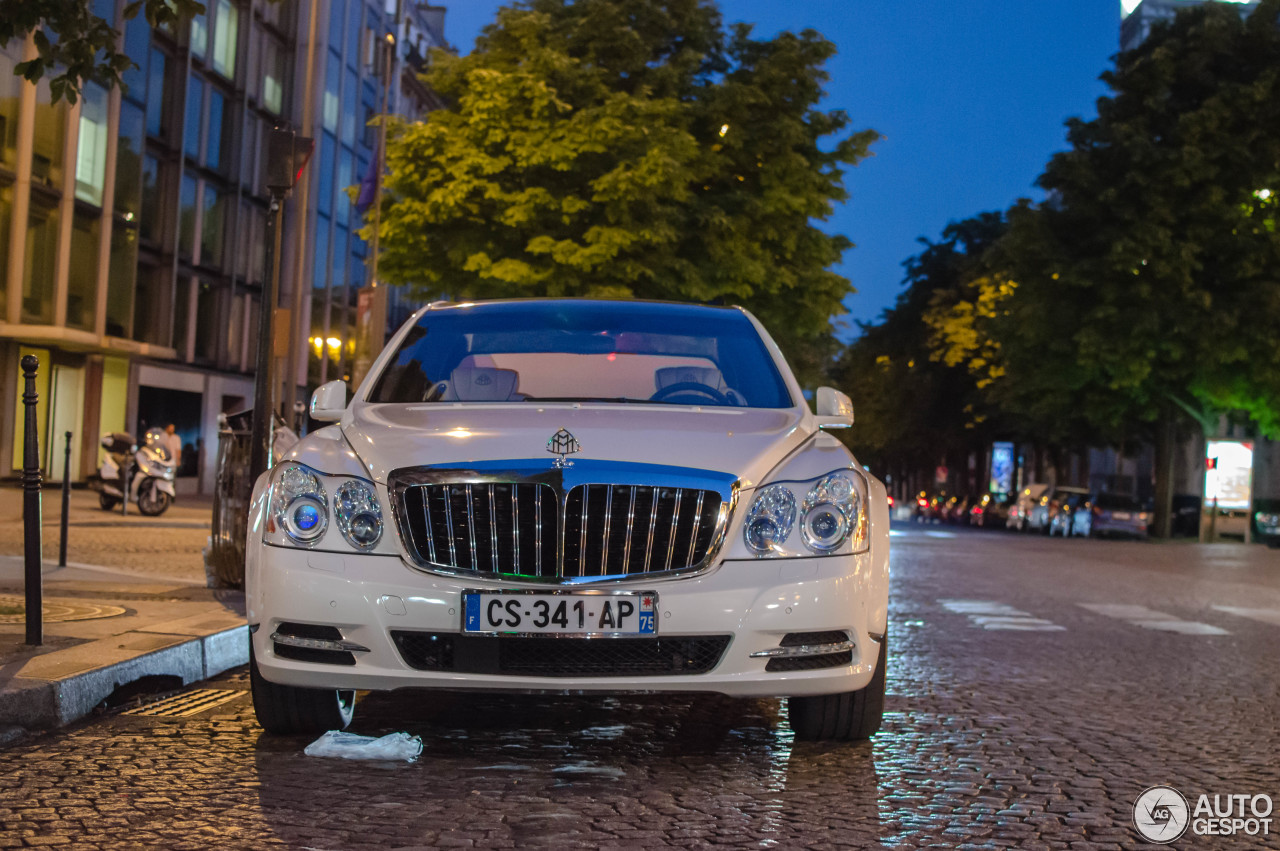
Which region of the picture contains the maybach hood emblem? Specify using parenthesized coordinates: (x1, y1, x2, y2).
(546, 428, 581, 468)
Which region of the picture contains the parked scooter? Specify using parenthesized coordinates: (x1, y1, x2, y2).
(96, 428, 177, 516)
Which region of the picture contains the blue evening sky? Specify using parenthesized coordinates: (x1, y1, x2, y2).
(441, 1, 1125, 334)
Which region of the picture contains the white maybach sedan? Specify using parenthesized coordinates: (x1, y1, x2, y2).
(247, 299, 890, 741)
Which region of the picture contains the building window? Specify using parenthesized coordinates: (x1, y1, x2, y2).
(173, 277, 194, 360)
(141, 155, 163, 243)
(323, 55, 340, 133)
(122, 13, 151, 95)
(313, 212, 330, 291)
(207, 88, 225, 170)
(184, 75, 205, 162)
(145, 48, 168, 139)
(132, 265, 169, 346)
(191, 12, 209, 60)
(262, 36, 284, 114)
(212, 0, 240, 79)
(341, 68, 357, 146)
(1, 53, 22, 169)
(329, 0, 346, 49)
(32, 78, 67, 188)
(0, 185, 11, 306)
(194, 279, 221, 362)
(22, 195, 60, 324)
(336, 146, 352, 227)
(106, 226, 139, 337)
(75, 83, 110, 206)
(67, 211, 100, 331)
(317, 133, 335, 215)
(179, 174, 199, 258)
(201, 184, 225, 267)
(115, 102, 145, 220)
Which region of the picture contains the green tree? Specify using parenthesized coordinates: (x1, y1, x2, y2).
(934, 0, 1280, 534)
(832, 213, 1009, 492)
(373, 0, 876, 385)
(2, 0, 202, 103)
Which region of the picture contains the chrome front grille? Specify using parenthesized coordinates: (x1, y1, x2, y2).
(392, 462, 737, 583)
(562, 485, 720, 577)
(402, 482, 559, 577)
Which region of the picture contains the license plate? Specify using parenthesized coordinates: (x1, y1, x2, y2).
(462, 591, 658, 636)
(1113, 512, 1131, 520)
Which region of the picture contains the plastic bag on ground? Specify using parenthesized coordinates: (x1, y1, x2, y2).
(304, 730, 423, 762)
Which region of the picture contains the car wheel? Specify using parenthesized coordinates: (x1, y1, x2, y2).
(250, 639, 356, 735)
(788, 633, 886, 742)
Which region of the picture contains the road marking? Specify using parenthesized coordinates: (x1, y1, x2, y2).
(924, 531, 956, 539)
(938, 599, 1066, 631)
(1211, 605, 1280, 628)
(1078, 603, 1229, 635)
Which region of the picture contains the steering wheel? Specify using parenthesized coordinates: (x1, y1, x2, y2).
(650, 381, 731, 405)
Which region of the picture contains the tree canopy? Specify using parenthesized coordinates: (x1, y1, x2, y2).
(1, 0, 202, 103)
(373, 0, 877, 384)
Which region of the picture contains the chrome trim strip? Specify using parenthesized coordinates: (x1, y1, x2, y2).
(422, 490, 436, 564)
(749, 640, 854, 659)
(644, 486, 658, 573)
(622, 486, 637, 572)
(465, 484, 477, 569)
(443, 486, 457, 564)
(579, 484, 590, 576)
(512, 483, 521, 576)
(665, 489, 683, 570)
(488, 484, 499, 573)
(687, 490, 705, 566)
(536, 485, 544, 575)
(600, 485, 613, 576)
(270, 632, 371, 653)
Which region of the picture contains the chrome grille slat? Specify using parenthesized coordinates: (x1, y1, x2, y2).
(600, 485, 613, 576)
(488, 484, 499, 573)
(665, 489, 683, 570)
(399, 479, 724, 581)
(465, 484, 477, 570)
(644, 487, 659, 573)
(687, 491, 705, 566)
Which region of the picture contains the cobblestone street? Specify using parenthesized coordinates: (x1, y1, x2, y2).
(2, 525, 1278, 849)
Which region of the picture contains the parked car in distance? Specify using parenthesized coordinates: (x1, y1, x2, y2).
(1007, 483, 1050, 532)
(1047, 487, 1091, 536)
(940, 494, 973, 525)
(970, 493, 1012, 528)
(1071, 493, 1150, 539)
(1254, 499, 1280, 548)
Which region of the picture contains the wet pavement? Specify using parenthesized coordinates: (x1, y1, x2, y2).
(1, 525, 1278, 849)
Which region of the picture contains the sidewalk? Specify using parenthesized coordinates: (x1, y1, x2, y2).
(0, 491, 247, 730)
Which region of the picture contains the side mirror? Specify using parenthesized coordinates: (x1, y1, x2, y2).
(310, 379, 348, 422)
(814, 386, 853, 429)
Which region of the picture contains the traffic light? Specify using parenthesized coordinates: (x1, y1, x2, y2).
(1206, 457, 1217, 470)
(266, 127, 315, 194)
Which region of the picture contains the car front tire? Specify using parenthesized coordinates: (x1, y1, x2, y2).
(250, 639, 356, 735)
(788, 633, 886, 742)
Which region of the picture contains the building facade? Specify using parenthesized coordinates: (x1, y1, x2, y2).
(0, 0, 446, 494)
(1121, 0, 1258, 51)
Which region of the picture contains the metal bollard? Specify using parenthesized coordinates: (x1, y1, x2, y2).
(59, 431, 72, 567)
(21, 355, 42, 646)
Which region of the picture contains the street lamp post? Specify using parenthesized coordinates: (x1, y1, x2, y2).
(250, 128, 314, 484)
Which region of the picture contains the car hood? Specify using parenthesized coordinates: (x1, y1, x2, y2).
(341, 403, 811, 489)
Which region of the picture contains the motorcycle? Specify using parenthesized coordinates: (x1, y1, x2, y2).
(96, 428, 178, 516)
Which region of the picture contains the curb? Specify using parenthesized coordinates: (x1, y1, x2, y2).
(0, 622, 248, 729)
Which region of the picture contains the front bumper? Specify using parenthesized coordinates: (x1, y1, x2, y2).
(248, 545, 883, 698)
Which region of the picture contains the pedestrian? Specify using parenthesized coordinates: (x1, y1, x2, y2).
(163, 423, 183, 466)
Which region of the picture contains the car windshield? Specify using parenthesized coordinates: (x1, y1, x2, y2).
(367, 300, 794, 408)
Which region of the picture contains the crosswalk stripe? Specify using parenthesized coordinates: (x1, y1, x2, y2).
(938, 599, 1066, 631)
(1078, 603, 1229, 635)
(1210, 605, 1280, 627)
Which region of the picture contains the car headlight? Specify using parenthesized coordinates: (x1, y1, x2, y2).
(266, 462, 385, 553)
(744, 485, 797, 554)
(741, 469, 869, 558)
(334, 479, 383, 550)
(272, 463, 329, 546)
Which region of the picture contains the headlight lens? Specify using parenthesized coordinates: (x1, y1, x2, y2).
(739, 469, 871, 558)
(744, 485, 797, 554)
(334, 480, 383, 550)
(273, 463, 329, 546)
